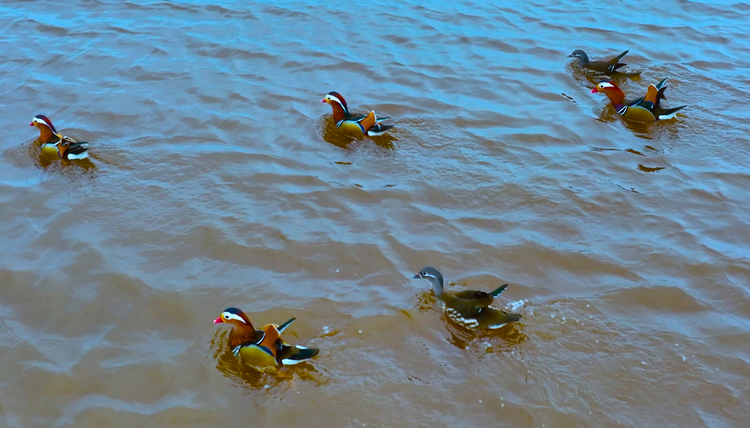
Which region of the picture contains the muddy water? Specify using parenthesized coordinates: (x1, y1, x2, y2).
(1, 0, 750, 427)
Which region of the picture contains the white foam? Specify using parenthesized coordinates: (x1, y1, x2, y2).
(506, 299, 525, 312)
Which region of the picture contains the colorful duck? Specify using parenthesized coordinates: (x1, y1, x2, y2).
(412, 267, 522, 330)
(29, 115, 89, 160)
(213, 307, 319, 370)
(591, 78, 687, 122)
(568, 49, 639, 75)
(321, 92, 394, 138)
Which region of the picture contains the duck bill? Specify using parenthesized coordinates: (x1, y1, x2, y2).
(321, 99, 327, 103)
(213, 317, 223, 324)
(590, 88, 599, 93)
(567, 53, 574, 58)
(412, 273, 422, 279)
(29, 122, 35, 126)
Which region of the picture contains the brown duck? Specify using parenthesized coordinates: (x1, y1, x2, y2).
(412, 267, 522, 330)
(568, 49, 639, 75)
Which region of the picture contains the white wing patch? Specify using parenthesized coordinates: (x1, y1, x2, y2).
(487, 323, 508, 330)
(658, 112, 679, 120)
(67, 151, 89, 160)
(444, 305, 480, 329)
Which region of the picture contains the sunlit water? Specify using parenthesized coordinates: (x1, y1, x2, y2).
(1, 0, 749, 427)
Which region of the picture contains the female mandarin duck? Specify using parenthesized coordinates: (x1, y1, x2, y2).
(321, 92, 394, 138)
(412, 267, 522, 330)
(568, 49, 639, 75)
(29, 115, 89, 160)
(214, 307, 319, 370)
(591, 78, 687, 122)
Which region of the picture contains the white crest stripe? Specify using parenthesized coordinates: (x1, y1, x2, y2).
(222, 312, 246, 324)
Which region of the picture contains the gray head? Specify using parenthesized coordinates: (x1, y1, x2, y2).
(412, 266, 444, 297)
(568, 49, 589, 65)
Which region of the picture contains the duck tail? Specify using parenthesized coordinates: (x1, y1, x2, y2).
(657, 105, 687, 120)
(366, 122, 395, 136)
(653, 78, 669, 106)
(489, 284, 510, 298)
(605, 50, 630, 73)
(281, 345, 319, 365)
(63, 142, 90, 160)
(277, 317, 296, 334)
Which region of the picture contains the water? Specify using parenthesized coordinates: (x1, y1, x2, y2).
(1, 0, 749, 427)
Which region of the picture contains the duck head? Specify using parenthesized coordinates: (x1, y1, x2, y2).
(214, 307, 259, 348)
(591, 80, 626, 107)
(568, 49, 590, 65)
(30, 115, 58, 143)
(214, 307, 255, 329)
(412, 266, 444, 298)
(321, 91, 350, 122)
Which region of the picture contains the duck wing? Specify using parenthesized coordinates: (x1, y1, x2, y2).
(472, 307, 522, 330)
(587, 50, 630, 73)
(444, 284, 510, 317)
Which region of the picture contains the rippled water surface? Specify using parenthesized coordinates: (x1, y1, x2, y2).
(2, 0, 750, 427)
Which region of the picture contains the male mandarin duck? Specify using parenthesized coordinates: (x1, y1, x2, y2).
(568, 49, 639, 75)
(412, 267, 522, 330)
(29, 115, 89, 160)
(591, 78, 687, 122)
(321, 92, 394, 138)
(213, 307, 319, 370)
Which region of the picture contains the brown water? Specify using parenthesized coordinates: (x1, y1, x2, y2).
(1, 0, 750, 427)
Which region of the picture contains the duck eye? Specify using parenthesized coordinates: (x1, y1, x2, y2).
(421, 271, 427, 275)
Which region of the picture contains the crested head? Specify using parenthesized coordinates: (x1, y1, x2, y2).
(568, 49, 589, 64)
(322, 91, 348, 114)
(412, 266, 445, 297)
(214, 307, 253, 329)
(591, 80, 625, 108)
(30, 115, 57, 133)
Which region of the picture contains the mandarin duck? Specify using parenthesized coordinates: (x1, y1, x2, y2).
(29, 115, 89, 160)
(321, 92, 394, 138)
(568, 49, 639, 75)
(591, 78, 686, 122)
(412, 267, 522, 330)
(213, 307, 319, 370)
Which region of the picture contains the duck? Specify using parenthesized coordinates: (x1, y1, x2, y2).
(29, 115, 89, 160)
(591, 78, 687, 122)
(213, 307, 319, 370)
(412, 267, 522, 330)
(321, 92, 395, 138)
(568, 49, 639, 75)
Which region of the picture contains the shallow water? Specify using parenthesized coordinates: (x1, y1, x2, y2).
(1, 0, 750, 427)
